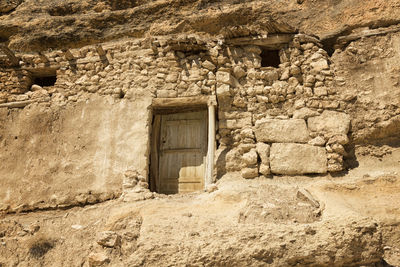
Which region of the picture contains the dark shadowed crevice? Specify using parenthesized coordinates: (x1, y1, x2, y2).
(33, 76, 57, 87)
(48, 4, 78, 16)
(260, 49, 280, 68)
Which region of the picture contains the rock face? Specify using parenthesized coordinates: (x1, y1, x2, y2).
(254, 119, 309, 143)
(1, 173, 399, 266)
(0, 0, 22, 13)
(2, 0, 400, 51)
(270, 143, 327, 174)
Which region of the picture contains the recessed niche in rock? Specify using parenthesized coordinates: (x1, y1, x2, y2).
(33, 75, 57, 87)
(260, 49, 280, 68)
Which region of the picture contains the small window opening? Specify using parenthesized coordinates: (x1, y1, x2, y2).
(33, 75, 57, 87)
(260, 49, 280, 68)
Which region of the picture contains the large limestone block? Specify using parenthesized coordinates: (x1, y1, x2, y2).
(308, 111, 351, 134)
(270, 143, 327, 174)
(254, 119, 309, 143)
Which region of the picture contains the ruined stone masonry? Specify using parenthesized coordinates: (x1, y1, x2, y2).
(0, 26, 382, 212)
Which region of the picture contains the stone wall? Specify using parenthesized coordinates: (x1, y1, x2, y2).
(0, 69, 31, 103)
(213, 36, 351, 177)
(0, 32, 355, 211)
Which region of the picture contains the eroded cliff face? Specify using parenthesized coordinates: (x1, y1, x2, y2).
(1, 1, 400, 266)
(1, 0, 400, 51)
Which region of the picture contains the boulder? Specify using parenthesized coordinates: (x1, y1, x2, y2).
(165, 73, 179, 83)
(254, 119, 309, 143)
(308, 111, 351, 134)
(226, 148, 245, 171)
(270, 143, 327, 174)
(313, 86, 328, 96)
(327, 134, 349, 145)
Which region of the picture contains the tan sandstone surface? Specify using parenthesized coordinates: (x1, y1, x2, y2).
(1, 169, 400, 266)
(1, 0, 400, 266)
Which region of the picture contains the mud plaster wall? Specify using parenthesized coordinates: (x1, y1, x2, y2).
(0, 95, 151, 213)
(0, 34, 356, 212)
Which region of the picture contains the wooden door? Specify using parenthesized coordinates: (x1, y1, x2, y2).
(156, 110, 207, 194)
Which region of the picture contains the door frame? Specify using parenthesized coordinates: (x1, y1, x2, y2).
(149, 96, 217, 193)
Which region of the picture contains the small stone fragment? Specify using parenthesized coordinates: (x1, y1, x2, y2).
(206, 184, 218, 193)
(233, 66, 246, 79)
(88, 252, 110, 267)
(71, 224, 83, 230)
(202, 60, 216, 71)
(241, 167, 259, 179)
(297, 188, 320, 208)
(97, 231, 121, 248)
(259, 164, 271, 176)
(308, 136, 326, 146)
(242, 149, 258, 166)
(327, 135, 349, 145)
